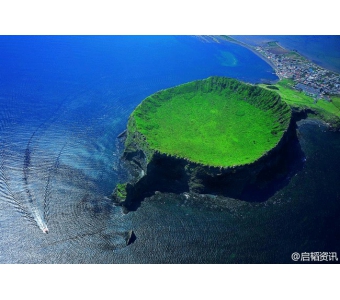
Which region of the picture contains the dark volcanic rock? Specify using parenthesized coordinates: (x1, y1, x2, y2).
(112, 118, 302, 211)
(125, 230, 137, 246)
(111, 77, 303, 211)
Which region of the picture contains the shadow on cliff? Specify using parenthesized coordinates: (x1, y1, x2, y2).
(190, 133, 305, 203)
(234, 108, 310, 202)
(121, 154, 191, 212)
(119, 133, 305, 212)
(238, 134, 305, 202)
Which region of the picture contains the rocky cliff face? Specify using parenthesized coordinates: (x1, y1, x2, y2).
(111, 77, 300, 211)
(112, 117, 299, 211)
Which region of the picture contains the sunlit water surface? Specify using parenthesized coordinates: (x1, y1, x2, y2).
(0, 36, 339, 263)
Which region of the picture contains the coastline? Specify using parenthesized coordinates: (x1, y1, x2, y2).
(112, 76, 293, 209)
(220, 35, 340, 130)
(223, 36, 340, 75)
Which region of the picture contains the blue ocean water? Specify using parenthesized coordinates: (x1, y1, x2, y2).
(0, 36, 339, 263)
(231, 35, 340, 73)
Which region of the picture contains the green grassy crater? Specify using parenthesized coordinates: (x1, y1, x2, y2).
(128, 76, 292, 167)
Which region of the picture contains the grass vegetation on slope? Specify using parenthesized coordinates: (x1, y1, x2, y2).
(129, 77, 291, 167)
(259, 79, 340, 127)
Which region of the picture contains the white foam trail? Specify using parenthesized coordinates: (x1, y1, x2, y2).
(32, 207, 49, 234)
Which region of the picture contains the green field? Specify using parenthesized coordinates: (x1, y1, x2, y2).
(128, 77, 291, 167)
(260, 79, 340, 127)
(330, 95, 340, 111)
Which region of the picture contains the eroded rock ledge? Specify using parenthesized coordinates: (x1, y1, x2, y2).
(112, 77, 299, 211)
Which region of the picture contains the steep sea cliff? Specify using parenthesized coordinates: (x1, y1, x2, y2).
(112, 77, 298, 210)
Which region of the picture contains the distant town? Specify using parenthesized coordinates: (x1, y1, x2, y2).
(219, 36, 340, 101)
(252, 41, 340, 100)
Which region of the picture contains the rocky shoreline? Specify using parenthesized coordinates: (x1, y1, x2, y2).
(112, 113, 303, 211)
(111, 77, 306, 211)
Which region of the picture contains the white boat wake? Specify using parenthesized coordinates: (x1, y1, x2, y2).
(32, 207, 49, 234)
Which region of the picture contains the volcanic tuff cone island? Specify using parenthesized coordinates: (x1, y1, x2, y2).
(113, 76, 294, 210)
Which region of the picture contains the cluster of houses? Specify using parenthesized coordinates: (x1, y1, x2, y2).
(254, 45, 340, 98)
(295, 83, 331, 102)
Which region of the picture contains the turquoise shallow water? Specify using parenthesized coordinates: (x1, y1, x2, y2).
(0, 36, 339, 263)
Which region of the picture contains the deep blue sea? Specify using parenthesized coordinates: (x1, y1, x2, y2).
(0, 36, 339, 263)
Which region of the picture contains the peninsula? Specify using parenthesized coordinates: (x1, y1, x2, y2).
(221, 36, 340, 130)
(112, 77, 294, 210)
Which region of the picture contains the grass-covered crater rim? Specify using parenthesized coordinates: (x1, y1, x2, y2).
(125, 76, 292, 168)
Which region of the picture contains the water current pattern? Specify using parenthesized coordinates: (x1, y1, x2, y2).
(0, 36, 339, 263)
